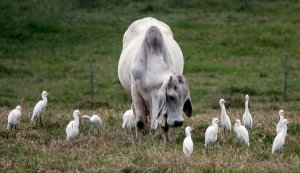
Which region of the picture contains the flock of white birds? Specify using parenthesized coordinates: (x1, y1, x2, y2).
(6, 91, 102, 141)
(6, 91, 288, 157)
(182, 94, 289, 157)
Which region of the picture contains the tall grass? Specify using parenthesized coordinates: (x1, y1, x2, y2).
(0, 106, 299, 172)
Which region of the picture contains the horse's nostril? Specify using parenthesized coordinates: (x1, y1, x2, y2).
(173, 121, 183, 127)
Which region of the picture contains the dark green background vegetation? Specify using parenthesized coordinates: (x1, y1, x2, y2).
(1, 0, 299, 112)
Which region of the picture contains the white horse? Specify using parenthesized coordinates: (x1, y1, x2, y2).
(118, 17, 192, 142)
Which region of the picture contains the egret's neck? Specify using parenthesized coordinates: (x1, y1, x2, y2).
(212, 123, 218, 128)
(283, 124, 287, 131)
(221, 104, 226, 115)
(82, 115, 91, 120)
(74, 116, 80, 127)
(185, 131, 191, 137)
(234, 123, 240, 128)
(245, 100, 249, 112)
(42, 96, 48, 104)
(281, 126, 288, 136)
(279, 115, 284, 121)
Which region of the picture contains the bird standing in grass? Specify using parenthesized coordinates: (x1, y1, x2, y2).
(81, 114, 101, 134)
(220, 98, 231, 134)
(272, 119, 288, 154)
(7, 105, 22, 131)
(234, 119, 250, 147)
(66, 110, 81, 140)
(122, 109, 135, 130)
(205, 117, 219, 150)
(31, 91, 49, 127)
(183, 126, 193, 157)
(276, 110, 286, 134)
(242, 94, 253, 130)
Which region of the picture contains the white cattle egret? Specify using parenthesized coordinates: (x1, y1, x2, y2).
(183, 126, 193, 157)
(220, 99, 231, 133)
(66, 110, 81, 140)
(31, 91, 49, 127)
(7, 105, 22, 131)
(242, 94, 253, 130)
(272, 119, 288, 154)
(205, 117, 219, 149)
(122, 109, 135, 130)
(276, 110, 286, 134)
(234, 119, 250, 146)
(82, 114, 101, 133)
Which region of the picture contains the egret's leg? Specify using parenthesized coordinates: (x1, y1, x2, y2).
(35, 119, 38, 128)
(89, 127, 92, 136)
(221, 128, 226, 143)
(39, 117, 43, 127)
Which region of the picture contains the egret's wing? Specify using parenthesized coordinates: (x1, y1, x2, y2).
(32, 101, 43, 119)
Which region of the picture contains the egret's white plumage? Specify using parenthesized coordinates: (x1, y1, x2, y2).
(31, 91, 49, 126)
(66, 110, 81, 140)
(122, 109, 135, 129)
(242, 94, 253, 130)
(276, 110, 286, 135)
(234, 119, 250, 146)
(272, 119, 288, 154)
(82, 114, 101, 128)
(7, 105, 22, 131)
(205, 117, 219, 148)
(220, 99, 231, 132)
(183, 126, 193, 157)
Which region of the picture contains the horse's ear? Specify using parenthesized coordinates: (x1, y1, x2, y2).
(183, 97, 192, 117)
(177, 74, 184, 84)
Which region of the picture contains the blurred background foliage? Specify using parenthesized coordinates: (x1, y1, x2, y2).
(0, 0, 299, 113)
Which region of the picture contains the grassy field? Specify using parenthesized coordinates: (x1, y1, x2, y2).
(0, 0, 300, 172)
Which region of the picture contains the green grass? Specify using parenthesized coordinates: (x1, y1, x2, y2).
(0, 107, 299, 172)
(0, 0, 300, 171)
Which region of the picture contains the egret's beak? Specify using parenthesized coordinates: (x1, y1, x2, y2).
(47, 93, 51, 96)
(190, 127, 194, 132)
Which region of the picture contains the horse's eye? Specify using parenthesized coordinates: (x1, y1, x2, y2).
(169, 96, 175, 101)
(173, 86, 177, 90)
